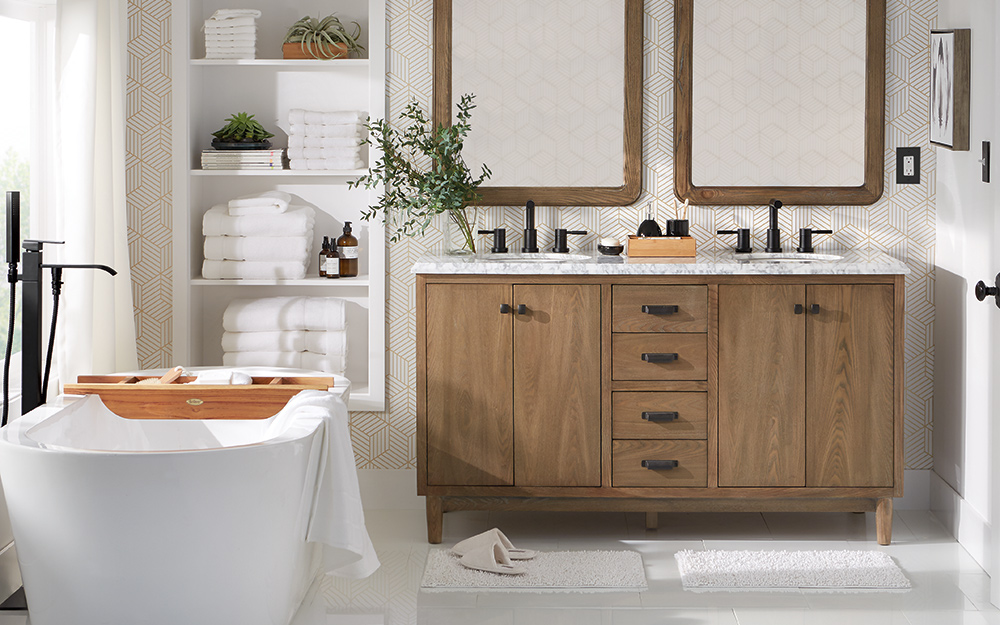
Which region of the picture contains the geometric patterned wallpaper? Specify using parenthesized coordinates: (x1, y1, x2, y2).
(126, 0, 936, 470)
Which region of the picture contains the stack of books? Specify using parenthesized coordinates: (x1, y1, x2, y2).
(201, 149, 285, 170)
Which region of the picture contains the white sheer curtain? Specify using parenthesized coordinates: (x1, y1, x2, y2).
(49, 0, 136, 389)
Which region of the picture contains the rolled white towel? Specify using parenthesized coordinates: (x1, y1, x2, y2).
(301, 352, 347, 376)
(304, 298, 346, 331)
(204, 236, 311, 263)
(206, 10, 260, 22)
(289, 123, 362, 138)
(223, 296, 306, 332)
(187, 369, 254, 385)
(227, 190, 291, 215)
(202, 259, 307, 280)
(222, 330, 307, 352)
(288, 158, 365, 171)
(203, 204, 315, 237)
(288, 135, 361, 149)
(304, 330, 348, 355)
(223, 352, 302, 368)
(288, 147, 361, 160)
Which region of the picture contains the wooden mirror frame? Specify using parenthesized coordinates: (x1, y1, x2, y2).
(673, 0, 886, 206)
(433, 0, 644, 207)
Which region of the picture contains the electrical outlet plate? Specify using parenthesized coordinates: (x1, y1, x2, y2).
(896, 147, 920, 184)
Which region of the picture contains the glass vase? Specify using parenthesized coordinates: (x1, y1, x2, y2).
(444, 206, 479, 256)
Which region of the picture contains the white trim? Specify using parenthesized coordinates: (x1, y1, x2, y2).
(931, 469, 990, 572)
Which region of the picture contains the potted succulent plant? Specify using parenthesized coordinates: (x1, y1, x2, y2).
(349, 93, 491, 255)
(211, 112, 275, 150)
(282, 14, 364, 60)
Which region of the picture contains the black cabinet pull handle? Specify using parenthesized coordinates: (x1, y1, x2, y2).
(794, 304, 803, 315)
(500, 304, 511, 314)
(641, 353, 678, 363)
(809, 304, 820, 314)
(642, 411, 678, 422)
(516, 304, 527, 315)
(642, 459, 679, 470)
(641, 305, 679, 315)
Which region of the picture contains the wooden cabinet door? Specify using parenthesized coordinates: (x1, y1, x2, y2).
(806, 285, 894, 487)
(425, 284, 513, 486)
(719, 284, 806, 487)
(513, 284, 601, 487)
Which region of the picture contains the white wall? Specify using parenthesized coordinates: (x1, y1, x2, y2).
(933, 0, 998, 573)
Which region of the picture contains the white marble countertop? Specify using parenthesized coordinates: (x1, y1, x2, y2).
(411, 248, 910, 275)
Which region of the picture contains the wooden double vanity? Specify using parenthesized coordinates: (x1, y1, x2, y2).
(415, 250, 907, 544)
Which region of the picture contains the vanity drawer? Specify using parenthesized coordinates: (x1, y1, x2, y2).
(612, 440, 707, 487)
(612, 334, 708, 381)
(612, 392, 707, 439)
(612, 286, 708, 333)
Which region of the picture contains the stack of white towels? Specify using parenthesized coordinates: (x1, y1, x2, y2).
(288, 109, 366, 171)
(222, 296, 348, 375)
(202, 190, 314, 280)
(203, 9, 260, 60)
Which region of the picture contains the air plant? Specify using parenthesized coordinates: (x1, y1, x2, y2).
(284, 14, 365, 59)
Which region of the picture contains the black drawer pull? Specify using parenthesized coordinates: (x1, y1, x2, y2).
(794, 304, 803, 315)
(641, 305, 679, 315)
(517, 304, 528, 315)
(500, 304, 511, 314)
(642, 411, 678, 422)
(641, 352, 678, 363)
(809, 304, 820, 314)
(642, 459, 679, 470)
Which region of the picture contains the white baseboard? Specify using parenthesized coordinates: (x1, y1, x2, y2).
(930, 470, 990, 572)
(358, 468, 933, 512)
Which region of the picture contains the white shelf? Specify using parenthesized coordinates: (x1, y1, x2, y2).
(191, 276, 371, 287)
(191, 58, 369, 69)
(192, 169, 368, 177)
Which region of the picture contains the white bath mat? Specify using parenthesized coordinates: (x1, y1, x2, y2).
(675, 549, 911, 590)
(420, 549, 647, 592)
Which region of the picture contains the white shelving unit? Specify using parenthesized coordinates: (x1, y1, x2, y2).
(172, 0, 387, 411)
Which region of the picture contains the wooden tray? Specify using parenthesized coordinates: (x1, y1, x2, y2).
(63, 375, 336, 420)
(627, 235, 697, 258)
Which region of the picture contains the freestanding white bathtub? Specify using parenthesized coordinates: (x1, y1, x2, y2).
(0, 373, 367, 625)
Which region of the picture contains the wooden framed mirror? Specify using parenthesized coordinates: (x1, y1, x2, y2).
(674, 0, 886, 205)
(433, 0, 644, 206)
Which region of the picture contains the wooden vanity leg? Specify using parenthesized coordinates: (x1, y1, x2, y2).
(876, 498, 893, 545)
(645, 512, 658, 530)
(426, 496, 443, 544)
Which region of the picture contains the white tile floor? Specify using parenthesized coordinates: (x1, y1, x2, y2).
(0, 509, 994, 624)
(303, 508, 1000, 625)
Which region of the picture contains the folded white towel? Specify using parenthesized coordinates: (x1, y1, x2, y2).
(302, 352, 347, 376)
(227, 190, 291, 215)
(304, 330, 348, 356)
(203, 236, 311, 263)
(203, 204, 315, 237)
(304, 298, 347, 331)
(289, 123, 362, 138)
(223, 351, 302, 368)
(205, 50, 256, 59)
(288, 158, 365, 171)
(205, 44, 256, 52)
(202, 259, 307, 280)
(288, 135, 361, 149)
(288, 109, 363, 126)
(206, 10, 260, 22)
(203, 24, 257, 34)
(206, 35, 256, 43)
(222, 330, 308, 352)
(223, 296, 306, 332)
(288, 147, 362, 160)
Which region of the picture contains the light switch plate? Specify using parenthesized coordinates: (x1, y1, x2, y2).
(896, 147, 920, 184)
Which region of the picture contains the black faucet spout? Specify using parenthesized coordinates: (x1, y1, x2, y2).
(766, 199, 783, 253)
(522, 200, 539, 253)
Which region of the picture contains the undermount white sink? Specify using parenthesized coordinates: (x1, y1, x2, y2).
(478, 253, 590, 262)
(739, 253, 843, 263)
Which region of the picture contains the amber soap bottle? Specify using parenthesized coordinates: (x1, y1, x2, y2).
(337, 222, 359, 278)
(325, 237, 340, 279)
(318, 236, 330, 277)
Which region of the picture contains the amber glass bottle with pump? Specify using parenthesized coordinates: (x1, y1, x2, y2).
(318, 236, 330, 277)
(325, 237, 340, 279)
(337, 222, 359, 277)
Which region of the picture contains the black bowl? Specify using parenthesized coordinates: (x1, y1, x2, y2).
(598, 244, 625, 256)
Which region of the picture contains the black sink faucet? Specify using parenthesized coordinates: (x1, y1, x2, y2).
(765, 199, 783, 253)
(522, 200, 539, 253)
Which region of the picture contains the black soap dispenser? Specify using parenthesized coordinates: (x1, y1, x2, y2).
(636, 202, 662, 237)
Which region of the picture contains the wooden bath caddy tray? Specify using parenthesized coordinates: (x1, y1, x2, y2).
(63, 374, 336, 420)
